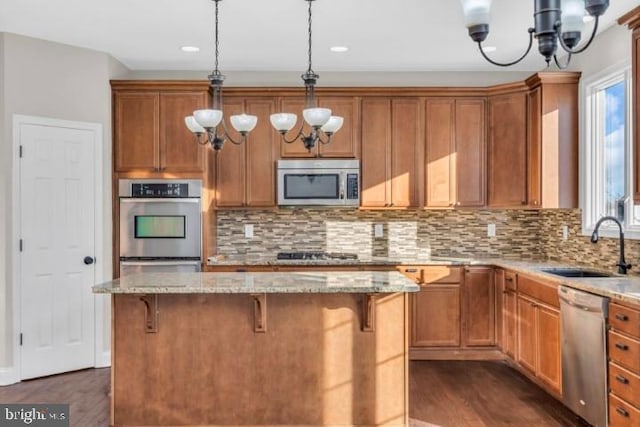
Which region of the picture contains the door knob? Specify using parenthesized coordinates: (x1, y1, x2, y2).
(84, 256, 95, 265)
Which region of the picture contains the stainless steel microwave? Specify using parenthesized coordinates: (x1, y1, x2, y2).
(277, 159, 360, 206)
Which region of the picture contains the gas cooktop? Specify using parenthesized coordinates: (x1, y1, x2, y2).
(276, 251, 359, 261)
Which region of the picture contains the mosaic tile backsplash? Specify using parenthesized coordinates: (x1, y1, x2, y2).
(215, 208, 640, 274)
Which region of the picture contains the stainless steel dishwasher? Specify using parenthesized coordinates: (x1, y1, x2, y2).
(558, 285, 609, 427)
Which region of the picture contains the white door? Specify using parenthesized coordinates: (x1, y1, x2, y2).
(19, 122, 96, 380)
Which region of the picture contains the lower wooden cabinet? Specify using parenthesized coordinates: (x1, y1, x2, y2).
(462, 267, 495, 347)
(411, 284, 460, 347)
(502, 287, 518, 359)
(517, 295, 538, 373)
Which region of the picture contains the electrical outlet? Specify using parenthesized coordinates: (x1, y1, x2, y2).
(374, 224, 384, 238)
(487, 224, 496, 237)
(244, 224, 254, 238)
(562, 225, 569, 240)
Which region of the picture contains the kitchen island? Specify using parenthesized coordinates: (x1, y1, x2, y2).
(93, 271, 419, 427)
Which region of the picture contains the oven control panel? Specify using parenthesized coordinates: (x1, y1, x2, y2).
(131, 183, 189, 197)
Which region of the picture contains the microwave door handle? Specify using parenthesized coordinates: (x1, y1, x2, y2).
(120, 198, 200, 203)
(339, 171, 345, 200)
(120, 260, 201, 266)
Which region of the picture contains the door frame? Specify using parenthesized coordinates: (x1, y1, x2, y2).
(7, 114, 106, 385)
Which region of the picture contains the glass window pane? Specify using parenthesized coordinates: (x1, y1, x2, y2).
(602, 81, 626, 221)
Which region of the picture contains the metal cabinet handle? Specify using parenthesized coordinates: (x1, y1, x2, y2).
(615, 375, 629, 384)
(616, 407, 630, 417)
(405, 268, 418, 273)
(615, 343, 629, 351)
(505, 277, 513, 282)
(616, 313, 629, 322)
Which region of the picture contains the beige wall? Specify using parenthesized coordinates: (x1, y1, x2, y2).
(564, 23, 631, 78)
(0, 32, 129, 377)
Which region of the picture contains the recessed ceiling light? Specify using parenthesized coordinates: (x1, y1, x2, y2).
(583, 14, 595, 23)
(330, 46, 349, 53)
(181, 46, 200, 53)
(482, 46, 497, 53)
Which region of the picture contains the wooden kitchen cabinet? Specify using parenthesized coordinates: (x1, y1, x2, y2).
(113, 86, 209, 173)
(361, 98, 422, 208)
(462, 267, 495, 346)
(525, 73, 580, 208)
(502, 283, 518, 359)
(411, 284, 461, 347)
(487, 92, 528, 207)
(279, 97, 359, 158)
(517, 295, 538, 374)
(537, 304, 561, 393)
(216, 97, 279, 207)
(424, 98, 485, 208)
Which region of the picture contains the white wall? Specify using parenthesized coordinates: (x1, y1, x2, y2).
(0, 32, 129, 380)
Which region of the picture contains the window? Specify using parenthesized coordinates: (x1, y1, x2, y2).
(582, 62, 634, 237)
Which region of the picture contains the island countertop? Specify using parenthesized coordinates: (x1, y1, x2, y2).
(92, 271, 420, 294)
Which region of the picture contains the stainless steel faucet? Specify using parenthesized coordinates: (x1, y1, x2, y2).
(590, 216, 632, 274)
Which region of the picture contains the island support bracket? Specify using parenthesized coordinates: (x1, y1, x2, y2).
(362, 293, 377, 332)
(139, 295, 158, 333)
(251, 293, 267, 333)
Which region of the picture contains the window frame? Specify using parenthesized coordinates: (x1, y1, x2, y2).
(581, 60, 634, 239)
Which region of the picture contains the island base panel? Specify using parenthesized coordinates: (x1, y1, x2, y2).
(112, 293, 409, 426)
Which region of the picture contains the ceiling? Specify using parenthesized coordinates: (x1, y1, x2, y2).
(0, 0, 636, 72)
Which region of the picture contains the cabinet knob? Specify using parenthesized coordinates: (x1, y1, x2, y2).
(405, 268, 418, 273)
(533, 200, 539, 206)
(615, 343, 629, 351)
(616, 313, 629, 322)
(615, 374, 629, 384)
(455, 202, 461, 206)
(616, 407, 630, 418)
(389, 203, 394, 207)
(521, 200, 527, 205)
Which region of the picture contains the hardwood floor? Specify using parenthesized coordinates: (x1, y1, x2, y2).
(0, 361, 586, 427)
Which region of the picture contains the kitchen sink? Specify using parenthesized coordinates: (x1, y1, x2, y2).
(540, 268, 614, 278)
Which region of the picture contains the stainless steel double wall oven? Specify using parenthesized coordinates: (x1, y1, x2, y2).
(119, 179, 202, 275)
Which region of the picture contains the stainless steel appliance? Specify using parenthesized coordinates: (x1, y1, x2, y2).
(119, 179, 202, 275)
(558, 285, 609, 427)
(277, 159, 360, 206)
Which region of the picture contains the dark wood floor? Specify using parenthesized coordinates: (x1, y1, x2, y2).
(0, 361, 586, 427)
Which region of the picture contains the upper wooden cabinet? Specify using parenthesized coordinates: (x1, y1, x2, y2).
(279, 97, 359, 159)
(215, 97, 279, 208)
(361, 98, 422, 208)
(487, 91, 528, 207)
(112, 84, 209, 173)
(525, 72, 580, 208)
(424, 98, 486, 208)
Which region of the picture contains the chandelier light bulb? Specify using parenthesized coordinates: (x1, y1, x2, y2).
(303, 108, 332, 128)
(320, 116, 344, 134)
(270, 113, 298, 132)
(460, 0, 492, 28)
(193, 109, 223, 129)
(185, 116, 205, 134)
(230, 114, 258, 133)
(561, 0, 586, 33)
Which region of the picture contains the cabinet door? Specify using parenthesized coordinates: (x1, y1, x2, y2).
(390, 99, 421, 207)
(503, 290, 518, 359)
(463, 267, 495, 347)
(488, 93, 527, 207)
(411, 284, 460, 347)
(494, 269, 504, 350)
(455, 99, 486, 207)
(527, 87, 542, 207)
(279, 98, 315, 158)
(318, 97, 359, 158)
(517, 296, 537, 373)
(537, 305, 561, 394)
(159, 92, 208, 173)
(114, 92, 159, 172)
(424, 99, 454, 207)
(215, 99, 246, 207)
(245, 99, 278, 207)
(361, 98, 391, 207)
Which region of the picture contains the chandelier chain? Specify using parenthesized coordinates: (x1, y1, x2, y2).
(307, 0, 313, 74)
(214, 0, 220, 73)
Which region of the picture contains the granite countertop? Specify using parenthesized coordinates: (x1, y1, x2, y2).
(206, 255, 488, 266)
(92, 271, 420, 294)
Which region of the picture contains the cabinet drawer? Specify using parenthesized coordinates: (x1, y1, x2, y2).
(398, 266, 423, 284)
(609, 393, 640, 427)
(610, 362, 640, 408)
(517, 275, 559, 308)
(609, 331, 640, 373)
(504, 271, 517, 291)
(423, 266, 462, 284)
(611, 303, 640, 338)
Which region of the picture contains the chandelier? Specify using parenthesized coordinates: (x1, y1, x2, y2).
(184, 0, 257, 151)
(269, 0, 344, 152)
(460, 0, 610, 68)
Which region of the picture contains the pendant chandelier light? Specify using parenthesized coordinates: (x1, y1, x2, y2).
(270, 0, 344, 152)
(460, 0, 610, 68)
(184, 0, 257, 151)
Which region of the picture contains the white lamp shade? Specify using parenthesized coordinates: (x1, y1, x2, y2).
(270, 113, 298, 132)
(303, 108, 332, 127)
(185, 115, 205, 134)
(561, 0, 585, 33)
(230, 114, 258, 133)
(460, 0, 492, 27)
(193, 109, 223, 129)
(320, 116, 344, 134)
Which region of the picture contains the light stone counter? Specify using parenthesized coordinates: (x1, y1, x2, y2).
(206, 254, 491, 266)
(92, 271, 420, 294)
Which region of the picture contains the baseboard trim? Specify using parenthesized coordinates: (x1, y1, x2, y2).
(0, 367, 20, 386)
(410, 347, 506, 361)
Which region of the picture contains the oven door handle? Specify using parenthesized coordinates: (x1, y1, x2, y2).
(120, 260, 201, 266)
(119, 198, 200, 203)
